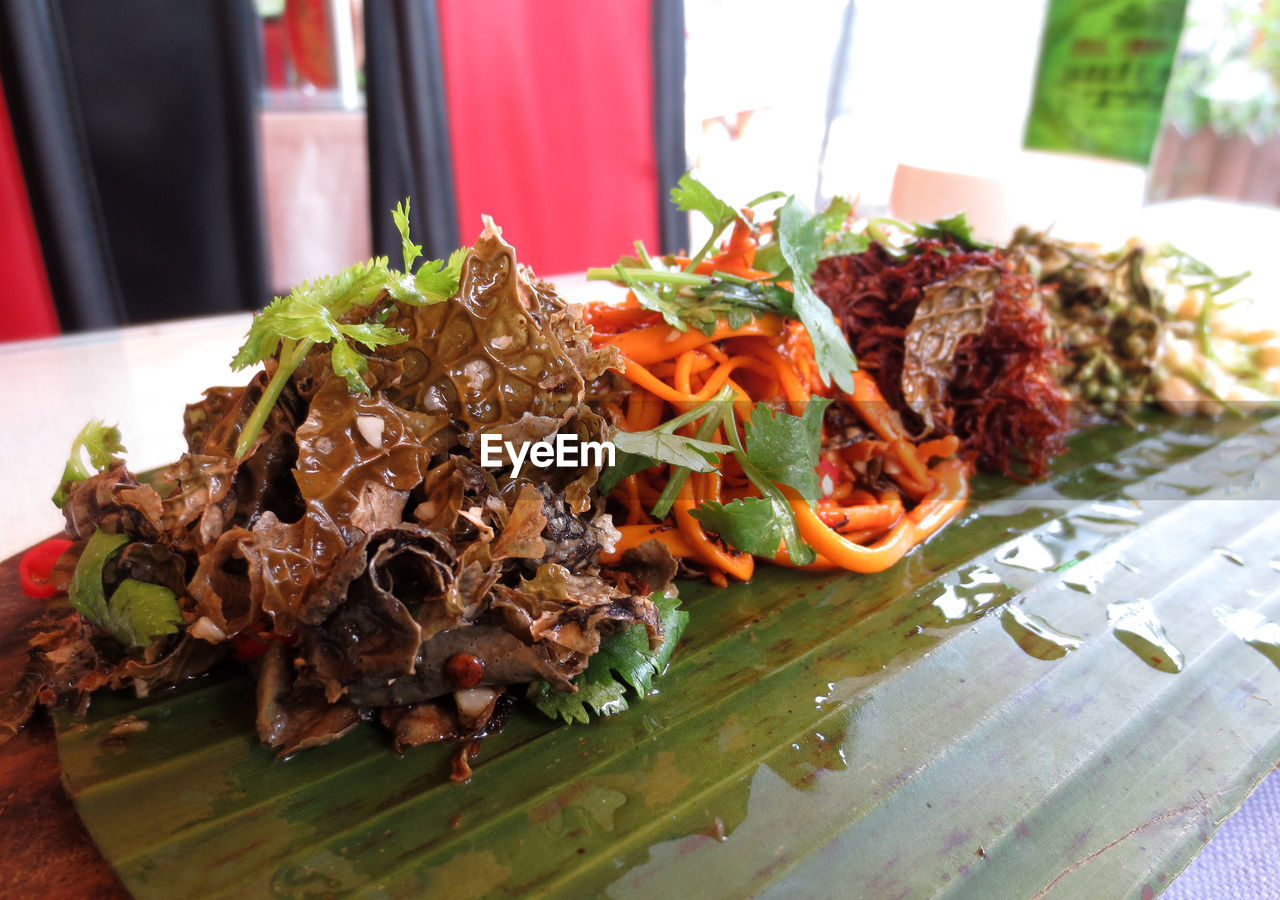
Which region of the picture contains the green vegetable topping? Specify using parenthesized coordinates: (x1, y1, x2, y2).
(69, 529, 182, 650)
(52, 420, 126, 508)
(912, 212, 992, 251)
(600, 428, 732, 496)
(530, 591, 689, 724)
(775, 197, 858, 392)
(586, 174, 858, 391)
(599, 383, 828, 565)
(231, 200, 466, 459)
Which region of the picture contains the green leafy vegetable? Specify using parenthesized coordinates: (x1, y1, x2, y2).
(391, 199, 422, 272)
(586, 182, 859, 392)
(231, 201, 465, 459)
(740, 398, 830, 505)
(777, 197, 858, 393)
(531, 591, 689, 724)
(690, 497, 789, 557)
(69, 529, 181, 650)
(600, 428, 732, 496)
(914, 212, 992, 251)
(52, 420, 126, 508)
(603, 262, 795, 336)
(697, 398, 822, 566)
(671, 174, 743, 271)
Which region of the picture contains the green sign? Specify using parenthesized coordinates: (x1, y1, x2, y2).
(1024, 0, 1189, 164)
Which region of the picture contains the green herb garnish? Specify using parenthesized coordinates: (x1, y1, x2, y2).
(530, 591, 689, 724)
(52, 420, 126, 508)
(600, 384, 828, 565)
(69, 529, 182, 650)
(587, 175, 858, 391)
(231, 200, 465, 459)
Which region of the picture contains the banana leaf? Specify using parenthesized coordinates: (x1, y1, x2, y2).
(53, 411, 1280, 898)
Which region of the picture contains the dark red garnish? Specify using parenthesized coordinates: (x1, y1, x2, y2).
(813, 240, 1072, 479)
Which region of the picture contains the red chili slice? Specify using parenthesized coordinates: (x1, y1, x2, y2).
(231, 626, 299, 662)
(18, 538, 74, 599)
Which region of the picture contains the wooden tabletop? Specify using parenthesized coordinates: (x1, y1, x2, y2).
(0, 548, 126, 898)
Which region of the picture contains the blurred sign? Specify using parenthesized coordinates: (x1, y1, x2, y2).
(1024, 0, 1188, 164)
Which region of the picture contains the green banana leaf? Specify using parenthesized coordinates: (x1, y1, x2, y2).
(54, 411, 1280, 898)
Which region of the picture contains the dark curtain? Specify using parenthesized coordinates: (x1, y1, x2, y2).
(0, 0, 268, 330)
(364, 0, 460, 262)
(653, 0, 689, 254)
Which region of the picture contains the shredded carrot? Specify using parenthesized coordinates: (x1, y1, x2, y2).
(589, 220, 970, 581)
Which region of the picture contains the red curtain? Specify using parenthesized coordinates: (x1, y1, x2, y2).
(436, 0, 661, 277)
(0, 73, 58, 342)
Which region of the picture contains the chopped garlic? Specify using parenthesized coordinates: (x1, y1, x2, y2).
(356, 415, 385, 448)
(189, 616, 226, 644)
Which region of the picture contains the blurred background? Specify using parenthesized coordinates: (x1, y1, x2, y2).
(1, 0, 1278, 343)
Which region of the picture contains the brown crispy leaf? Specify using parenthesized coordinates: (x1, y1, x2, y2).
(900, 266, 1000, 436)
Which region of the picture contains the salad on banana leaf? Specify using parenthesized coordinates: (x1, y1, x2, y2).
(4, 208, 686, 764)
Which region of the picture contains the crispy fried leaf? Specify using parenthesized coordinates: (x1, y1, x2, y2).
(900, 267, 999, 434)
(531, 591, 688, 724)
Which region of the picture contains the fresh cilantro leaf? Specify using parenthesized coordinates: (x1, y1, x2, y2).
(599, 263, 795, 337)
(231, 203, 466, 459)
(820, 230, 872, 260)
(612, 264, 683, 330)
(673, 174, 748, 271)
(670, 173, 737, 233)
(69, 529, 181, 650)
(599, 429, 732, 495)
(691, 400, 829, 563)
(777, 197, 858, 392)
(820, 196, 854, 232)
(414, 246, 468, 302)
(531, 591, 689, 724)
(914, 213, 992, 251)
(690, 496, 789, 557)
(52, 420, 126, 508)
(742, 399, 831, 505)
(392, 198, 422, 272)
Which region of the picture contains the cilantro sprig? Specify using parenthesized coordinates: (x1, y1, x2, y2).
(530, 591, 689, 724)
(52, 420, 126, 508)
(231, 199, 465, 459)
(587, 174, 858, 392)
(600, 385, 830, 565)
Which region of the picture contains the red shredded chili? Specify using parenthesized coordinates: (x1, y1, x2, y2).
(813, 240, 1072, 479)
(19, 538, 74, 599)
